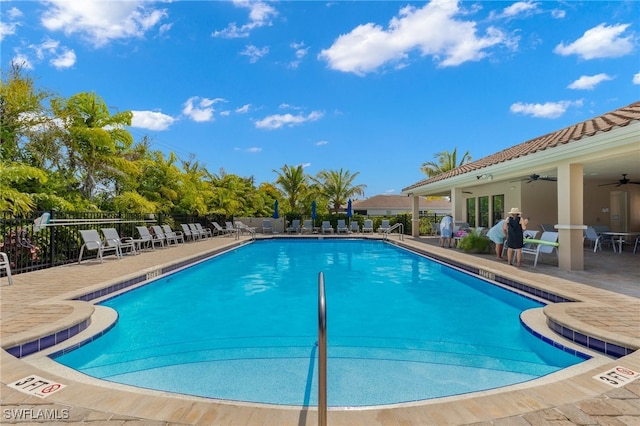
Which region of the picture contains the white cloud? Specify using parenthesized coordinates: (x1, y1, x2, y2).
(182, 96, 226, 122)
(235, 104, 251, 113)
(301, 163, 311, 168)
(241, 45, 268, 63)
(234, 146, 262, 153)
(384, 188, 396, 194)
(315, 140, 328, 146)
(11, 54, 33, 70)
(319, 1, 513, 75)
(49, 48, 76, 69)
(131, 110, 176, 131)
(510, 100, 583, 119)
(255, 111, 323, 129)
(568, 73, 613, 90)
(554, 23, 634, 60)
(289, 41, 309, 68)
(633, 72, 640, 85)
(41, 0, 168, 47)
(498, 1, 540, 19)
(551, 9, 566, 19)
(0, 7, 22, 41)
(212, 0, 277, 38)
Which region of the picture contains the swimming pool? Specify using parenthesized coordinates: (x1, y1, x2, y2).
(54, 239, 586, 407)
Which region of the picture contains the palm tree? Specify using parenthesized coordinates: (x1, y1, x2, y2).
(273, 164, 308, 212)
(311, 168, 366, 213)
(421, 148, 472, 177)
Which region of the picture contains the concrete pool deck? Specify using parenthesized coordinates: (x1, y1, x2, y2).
(1, 233, 639, 425)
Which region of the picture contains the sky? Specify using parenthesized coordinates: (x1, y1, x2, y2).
(1, 0, 639, 197)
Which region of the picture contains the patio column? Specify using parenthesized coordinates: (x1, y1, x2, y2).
(411, 195, 420, 237)
(556, 162, 585, 271)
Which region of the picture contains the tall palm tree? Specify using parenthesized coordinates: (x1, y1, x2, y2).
(311, 168, 366, 214)
(421, 148, 472, 177)
(273, 164, 308, 212)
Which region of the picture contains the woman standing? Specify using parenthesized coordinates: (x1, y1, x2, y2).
(503, 208, 528, 266)
(487, 219, 506, 260)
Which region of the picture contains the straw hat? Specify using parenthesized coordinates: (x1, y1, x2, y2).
(508, 207, 522, 216)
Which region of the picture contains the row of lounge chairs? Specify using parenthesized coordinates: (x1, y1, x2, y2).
(78, 223, 215, 264)
(278, 219, 387, 234)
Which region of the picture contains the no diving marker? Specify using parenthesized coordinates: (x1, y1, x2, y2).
(8, 375, 66, 398)
(593, 366, 639, 388)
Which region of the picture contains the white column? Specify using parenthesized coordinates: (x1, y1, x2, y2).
(411, 195, 420, 237)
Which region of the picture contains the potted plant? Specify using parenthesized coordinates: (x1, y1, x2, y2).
(457, 232, 491, 253)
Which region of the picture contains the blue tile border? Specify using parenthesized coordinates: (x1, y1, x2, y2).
(391, 240, 634, 359)
(6, 241, 248, 358)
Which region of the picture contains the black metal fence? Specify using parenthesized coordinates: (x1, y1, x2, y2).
(0, 210, 228, 276)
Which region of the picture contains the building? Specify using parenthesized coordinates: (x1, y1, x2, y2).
(352, 194, 450, 217)
(402, 101, 640, 271)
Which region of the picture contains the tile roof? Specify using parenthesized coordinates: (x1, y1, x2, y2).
(403, 101, 640, 192)
(353, 194, 450, 209)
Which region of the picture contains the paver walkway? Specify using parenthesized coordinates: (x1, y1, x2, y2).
(1, 234, 639, 425)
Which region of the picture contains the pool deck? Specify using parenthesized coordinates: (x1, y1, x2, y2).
(1, 233, 639, 425)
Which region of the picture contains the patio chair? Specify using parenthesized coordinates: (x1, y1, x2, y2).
(136, 226, 164, 249)
(195, 223, 213, 238)
(152, 225, 175, 247)
(102, 228, 138, 256)
(287, 219, 301, 234)
(521, 231, 559, 267)
(634, 235, 640, 254)
(262, 219, 273, 234)
(161, 225, 185, 244)
(78, 229, 120, 264)
(189, 223, 206, 239)
(583, 227, 610, 252)
(377, 220, 391, 233)
(350, 221, 360, 233)
(236, 221, 257, 236)
(0, 252, 13, 285)
(321, 221, 334, 234)
(337, 219, 348, 234)
(301, 220, 313, 234)
(181, 223, 197, 241)
(213, 222, 234, 237)
(362, 220, 374, 233)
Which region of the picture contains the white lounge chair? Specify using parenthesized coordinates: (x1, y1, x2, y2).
(337, 219, 348, 234)
(195, 223, 213, 238)
(136, 226, 164, 249)
(102, 228, 138, 256)
(161, 225, 185, 245)
(152, 225, 175, 246)
(225, 222, 237, 235)
(236, 221, 256, 236)
(189, 223, 206, 239)
(377, 220, 391, 233)
(180, 223, 198, 241)
(301, 220, 313, 234)
(287, 219, 301, 234)
(321, 221, 334, 234)
(522, 231, 559, 267)
(79, 229, 120, 263)
(350, 222, 360, 233)
(362, 219, 374, 233)
(262, 219, 273, 234)
(0, 252, 13, 285)
(213, 222, 234, 237)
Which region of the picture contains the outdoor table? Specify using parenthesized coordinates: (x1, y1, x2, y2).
(601, 232, 640, 253)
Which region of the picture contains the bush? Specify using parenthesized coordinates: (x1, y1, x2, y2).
(457, 233, 491, 253)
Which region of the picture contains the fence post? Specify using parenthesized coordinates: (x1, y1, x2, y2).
(49, 210, 56, 267)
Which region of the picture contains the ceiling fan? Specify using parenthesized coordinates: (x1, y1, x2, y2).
(510, 174, 557, 183)
(598, 174, 640, 187)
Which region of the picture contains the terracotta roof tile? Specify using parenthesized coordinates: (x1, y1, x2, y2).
(403, 101, 640, 192)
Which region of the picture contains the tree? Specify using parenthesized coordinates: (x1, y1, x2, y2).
(0, 162, 48, 215)
(273, 164, 308, 213)
(421, 148, 472, 177)
(311, 168, 366, 214)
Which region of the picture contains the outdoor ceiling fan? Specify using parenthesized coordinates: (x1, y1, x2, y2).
(510, 173, 557, 183)
(598, 174, 640, 187)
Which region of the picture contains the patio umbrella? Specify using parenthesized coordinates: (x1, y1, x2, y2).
(311, 201, 317, 227)
(347, 199, 352, 223)
(273, 200, 279, 219)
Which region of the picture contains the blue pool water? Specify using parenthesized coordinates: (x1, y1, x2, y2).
(55, 239, 585, 407)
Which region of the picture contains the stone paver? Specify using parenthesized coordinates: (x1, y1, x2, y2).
(1, 233, 639, 425)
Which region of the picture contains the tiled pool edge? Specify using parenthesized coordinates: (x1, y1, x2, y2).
(390, 240, 636, 358)
(5, 240, 248, 359)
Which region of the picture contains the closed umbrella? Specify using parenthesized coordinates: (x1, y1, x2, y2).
(311, 201, 317, 227)
(347, 199, 352, 223)
(273, 200, 279, 219)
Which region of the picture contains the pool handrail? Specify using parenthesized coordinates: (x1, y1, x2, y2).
(318, 272, 327, 426)
(382, 222, 404, 240)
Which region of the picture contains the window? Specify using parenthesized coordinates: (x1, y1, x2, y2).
(492, 195, 504, 225)
(479, 196, 489, 227)
(466, 198, 476, 227)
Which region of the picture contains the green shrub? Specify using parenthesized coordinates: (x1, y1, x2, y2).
(457, 233, 491, 253)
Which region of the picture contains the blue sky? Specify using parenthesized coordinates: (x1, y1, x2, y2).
(1, 0, 638, 197)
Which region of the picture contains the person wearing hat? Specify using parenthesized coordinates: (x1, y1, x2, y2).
(502, 208, 528, 266)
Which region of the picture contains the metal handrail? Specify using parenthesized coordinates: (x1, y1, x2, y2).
(318, 272, 327, 426)
(383, 223, 404, 240)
